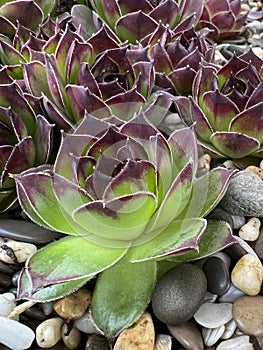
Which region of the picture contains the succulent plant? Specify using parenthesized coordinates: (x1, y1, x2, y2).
(0, 69, 53, 212)
(175, 49, 263, 159)
(14, 112, 236, 337)
(197, 0, 247, 41)
(72, 0, 205, 43)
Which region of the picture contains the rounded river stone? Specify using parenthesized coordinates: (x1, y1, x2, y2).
(202, 256, 230, 295)
(220, 170, 263, 217)
(151, 263, 207, 325)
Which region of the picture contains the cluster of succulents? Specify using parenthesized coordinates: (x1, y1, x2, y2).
(0, 0, 259, 337)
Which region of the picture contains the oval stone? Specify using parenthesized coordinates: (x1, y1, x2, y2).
(194, 302, 232, 328)
(167, 321, 204, 350)
(152, 263, 207, 325)
(203, 256, 230, 295)
(233, 295, 263, 336)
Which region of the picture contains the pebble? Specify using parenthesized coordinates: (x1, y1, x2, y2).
(0, 292, 16, 317)
(85, 334, 111, 350)
(53, 287, 91, 320)
(0, 239, 37, 264)
(74, 309, 102, 334)
(167, 321, 204, 350)
(113, 311, 155, 350)
(24, 305, 48, 321)
(231, 215, 246, 230)
(194, 303, 233, 328)
(233, 295, 263, 336)
(0, 316, 35, 350)
(204, 291, 218, 303)
(254, 227, 263, 259)
(0, 219, 63, 244)
(220, 170, 263, 217)
(202, 325, 225, 347)
(0, 272, 12, 288)
(211, 252, 231, 269)
(154, 334, 172, 350)
(202, 257, 230, 295)
(208, 208, 234, 229)
(231, 254, 263, 296)
(221, 319, 237, 340)
(197, 154, 211, 177)
(239, 217, 261, 241)
(216, 335, 254, 350)
(0, 261, 17, 275)
(152, 263, 207, 325)
(245, 165, 263, 179)
(219, 283, 245, 304)
(40, 302, 54, 316)
(36, 317, 64, 348)
(61, 324, 81, 349)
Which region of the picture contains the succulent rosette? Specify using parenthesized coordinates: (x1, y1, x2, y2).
(175, 49, 263, 159)
(72, 0, 205, 44)
(0, 69, 53, 212)
(197, 0, 247, 41)
(14, 111, 236, 336)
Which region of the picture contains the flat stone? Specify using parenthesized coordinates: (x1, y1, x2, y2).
(202, 325, 225, 347)
(231, 254, 263, 296)
(216, 335, 254, 350)
(202, 257, 230, 295)
(167, 321, 204, 350)
(152, 263, 207, 325)
(220, 171, 263, 217)
(194, 303, 232, 328)
(113, 311, 155, 350)
(0, 316, 35, 350)
(233, 295, 263, 336)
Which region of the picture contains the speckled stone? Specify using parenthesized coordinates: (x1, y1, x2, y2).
(167, 321, 204, 350)
(202, 257, 230, 295)
(152, 263, 207, 325)
(233, 295, 263, 336)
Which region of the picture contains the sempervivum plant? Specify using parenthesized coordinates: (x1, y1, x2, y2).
(175, 49, 263, 159)
(13, 112, 236, 337)
(72, 0, 205, 44)
(0, 69, 53, 212)
(197, 0, 247, 42)
(22, 26, 172, 130)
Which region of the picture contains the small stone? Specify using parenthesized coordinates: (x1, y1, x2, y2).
(167, 321, 204, 350)
(154, 334, 172, 350)
(202, 257, 230, 295)
(61, 324, 81, 349)
(36, 317, 63, 348)
(231, 254, 263, 296)
(220, 170, 263, 217)
(0, 316, 35, 350)
(0, 239, 37, 264)
(231, 215, 246, 230)
(40, 302, 54, 316)
(53, 287, 91, 320)
(24, 305, 47, 321)
(211, 252, 231, 269)
(0, 272, 12, 288)
(246, 165, 263, 179)
(219, 283, 245, 304)
(74, 309, 102, 334)
(194, 303, 232, 328)
(197, 154, 211, 177)
(0, 292, 16, 317)
(222, 160, 238, 170)
(208, 208, 234, 229)
(239, 217, 261, 241)
(204, 291, 218, 303)
(85, 334, 111, 350)
(152, 263, 207, 325)
(233, 295, 263, 336)
(202, 325, 225, 347)
(113, 311, 155, 350)
(254, 228, 263, 259)
(216, 335, 253, 350)
(221, 319, 237, 340)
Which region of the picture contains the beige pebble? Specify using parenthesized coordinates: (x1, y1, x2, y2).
(113, 311, 155, 350)
(231, 254, 263, 296)
(36, 317, 63, 348)
(239, 217, 261, 241)
(53, 288, 91, 320)
(246, 165, 263, 179)
(61, 324, 81, 349)
(197, 154, 211, 177)
(252, 47, 263, 59)
(167, 321, 204, 350)
(154, 334, 172, 350)
(0, 240, 37, 264)
(233, 295, 263, 336)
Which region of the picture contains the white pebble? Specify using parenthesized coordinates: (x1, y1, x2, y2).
(154, 334, 172, 350)
(0, 293, 16, 317)
(0, 240, 37, 264)
(216, 335, 253, 349)
(222, 160, 238, 169)
(202, 325, 225, 346)
(36, 317, 63, 348)
(194, 303, 233, 328)
(239, 218, 261, 241)
(221, 319, 237, 340)
(74, 309, 102, 334)
(203, 291, 218, 303)
(231, 215, 246, 230)
(0, 316, 35, 350)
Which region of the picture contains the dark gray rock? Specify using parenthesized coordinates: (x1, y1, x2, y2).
(202, 256, 230, 296)
(220, 170, 263, 217)
(85, 335, 111, 350)
(151, 263, 207, 325)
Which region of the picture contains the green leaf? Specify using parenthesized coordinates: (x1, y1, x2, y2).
(91, 257, 157, 337)
(18, 236, 128, 301)
(71, 5, 98, 39)
(169, 220, 238, 262)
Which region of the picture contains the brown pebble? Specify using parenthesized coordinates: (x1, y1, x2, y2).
(246, 165, 263, 179)
(53, 288, 91, 320)
(113, 311, 155, 350)
(167, 321, 204, 350)
(233, 295, 263, 336)
(197, 154, 211, 177)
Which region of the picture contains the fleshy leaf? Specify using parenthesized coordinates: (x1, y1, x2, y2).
(91, 257, 157, 337)
(18, 235, 128, 300)
(128, 218, 206, 262)
(71, 5, 97, 39)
